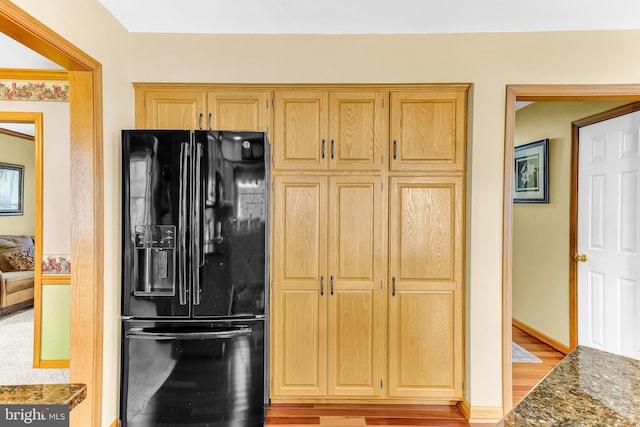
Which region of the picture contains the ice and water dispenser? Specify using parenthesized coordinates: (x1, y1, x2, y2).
(134, 225, 176, 296)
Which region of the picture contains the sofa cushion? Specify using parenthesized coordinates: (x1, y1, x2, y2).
(3, 271, 34, 294)
(2, 246, 35, 271)
(0, 236, 34, 271)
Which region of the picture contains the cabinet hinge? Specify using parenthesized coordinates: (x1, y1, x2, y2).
(462, 282, 465, 291)
(143, 98, 146, 108)
(380, 280, 383, 290)
(464, 98, 468, 108)
(462, 381, 465, 391)
(271, 281, 275, 290)
(271, 154, 275, 164)
(381, 182, 384, 191)
(271, 182, 275, 191)
(462, 183, 465, 192)
(381, 155, 384, 164)
(380, 379, 383, 388)
(272, 98, 275, 108)
(266, 99, 269, 109)
(271, 379, 274, 389)
(382, 99, 385, 108)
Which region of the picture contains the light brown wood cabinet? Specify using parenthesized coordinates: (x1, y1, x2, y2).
(272, 91, 388, 171)
(135, 86, 270, 131)
(134, 83, 468, 403)
(390, 90, 466, 171)
(139, 89, 206, 130)
(388, 176, 464, 400)
(271, 175, 385, 399)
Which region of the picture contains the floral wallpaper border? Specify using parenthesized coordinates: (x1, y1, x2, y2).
(42, 254, 71, 274)
(0, 80, 69, 102)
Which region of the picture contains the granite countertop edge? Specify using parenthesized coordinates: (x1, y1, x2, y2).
(0, 383, 87, 410)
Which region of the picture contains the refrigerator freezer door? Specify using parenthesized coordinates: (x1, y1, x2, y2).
(122, 130, 192, 318)
(120, 319, 266, 427)
(192, 131, 267, 318)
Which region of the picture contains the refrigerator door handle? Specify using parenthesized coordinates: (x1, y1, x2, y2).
(125, 327, 252, 341)
(192, 142, 203, 305)
(178, 142, 190, 306)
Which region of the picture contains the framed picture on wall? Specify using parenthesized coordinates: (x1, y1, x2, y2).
(0, 162, 24, 215)
(514, 138, 549, 204)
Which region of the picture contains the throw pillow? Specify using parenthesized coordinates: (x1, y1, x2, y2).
(2, 246, 35, 271)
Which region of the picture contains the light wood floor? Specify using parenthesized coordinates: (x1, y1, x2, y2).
(511, 324, 565, 405)
(266, 403, 495, 426)
(264, 327, 565, 426)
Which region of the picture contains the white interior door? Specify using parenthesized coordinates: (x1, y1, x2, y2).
(578, 110, 640, 359)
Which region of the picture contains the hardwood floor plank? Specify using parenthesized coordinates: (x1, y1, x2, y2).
(265, 404, 480, 426)
(365, 418, 470, 426)
(511, 323, 565, 406)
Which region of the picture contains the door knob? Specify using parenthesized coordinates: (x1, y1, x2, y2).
(574, 253, 588, 263)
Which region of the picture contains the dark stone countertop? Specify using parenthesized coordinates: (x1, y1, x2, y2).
(498, 345, 640, 426)
(0, 383, 86, 410)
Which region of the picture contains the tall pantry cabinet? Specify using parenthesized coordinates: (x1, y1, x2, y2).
(133, 83, 468, 404)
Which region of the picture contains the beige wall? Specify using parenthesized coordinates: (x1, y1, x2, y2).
(0, 100, 71, 255)
(513, 101, 626, 346)
(7, 1, 640, 422)
(0, 132, 35, 236)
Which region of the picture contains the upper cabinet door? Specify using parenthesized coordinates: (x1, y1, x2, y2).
(328, 91, 388, 171)
(273, 91, 328, 171)
(390, 91, 466, 171)
(207, 90, 269, 131)
(142, 90, 207, 130)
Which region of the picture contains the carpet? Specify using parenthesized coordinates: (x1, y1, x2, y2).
(512, 341, 542, 363)
(0, 308, 69, 385)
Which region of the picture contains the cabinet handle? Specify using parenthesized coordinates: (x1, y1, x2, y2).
(393, 140, 397, 160)
(320, 275, 325, 296)
(330, 275, 334, 295)
(199, 113, 203, 130)
(331, 139, 335, 159)
(208, 113, 212, 130)
(392, 276, 396, 297)
(321, 139, 325, 159)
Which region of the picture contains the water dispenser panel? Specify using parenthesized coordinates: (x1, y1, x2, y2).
(134, 225, 176, 296)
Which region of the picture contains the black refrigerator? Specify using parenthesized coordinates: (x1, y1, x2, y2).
(119, 130, 269, 427)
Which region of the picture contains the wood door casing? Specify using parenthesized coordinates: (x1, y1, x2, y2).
(143, 90, 206, 130)
(207, 90, 269, 131)
(327, 176, 385, 397)
(328, 91, 388, 171)
(390, 91, 466, 171)
(272, 176, 328, 396)
(273, 91, 328, 170)
(388, 176, 464, 399)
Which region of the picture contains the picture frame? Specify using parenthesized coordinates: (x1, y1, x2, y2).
(514, 138, 549, 204)
(0, 162, 25, 215)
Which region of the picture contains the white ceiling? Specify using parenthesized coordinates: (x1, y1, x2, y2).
(97, 0, 640, 34)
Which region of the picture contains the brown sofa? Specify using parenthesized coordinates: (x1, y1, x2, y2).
(0, 235, 35, 316)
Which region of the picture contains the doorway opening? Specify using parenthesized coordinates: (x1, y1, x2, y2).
(503, 85, 640, 413)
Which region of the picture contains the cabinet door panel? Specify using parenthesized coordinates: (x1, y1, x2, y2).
(327, 176, 385, 397)
(390, 91, 466, 171)
(143, 90, 206, 130)
(329, 92, 388, 171)
(388, 176, 463, 399)
(207, 90, 269, 131)
(273, 91, 328, 170)
(272, 176, 327, 396)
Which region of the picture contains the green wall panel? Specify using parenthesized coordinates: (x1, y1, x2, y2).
(41, 284, 70, 360)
